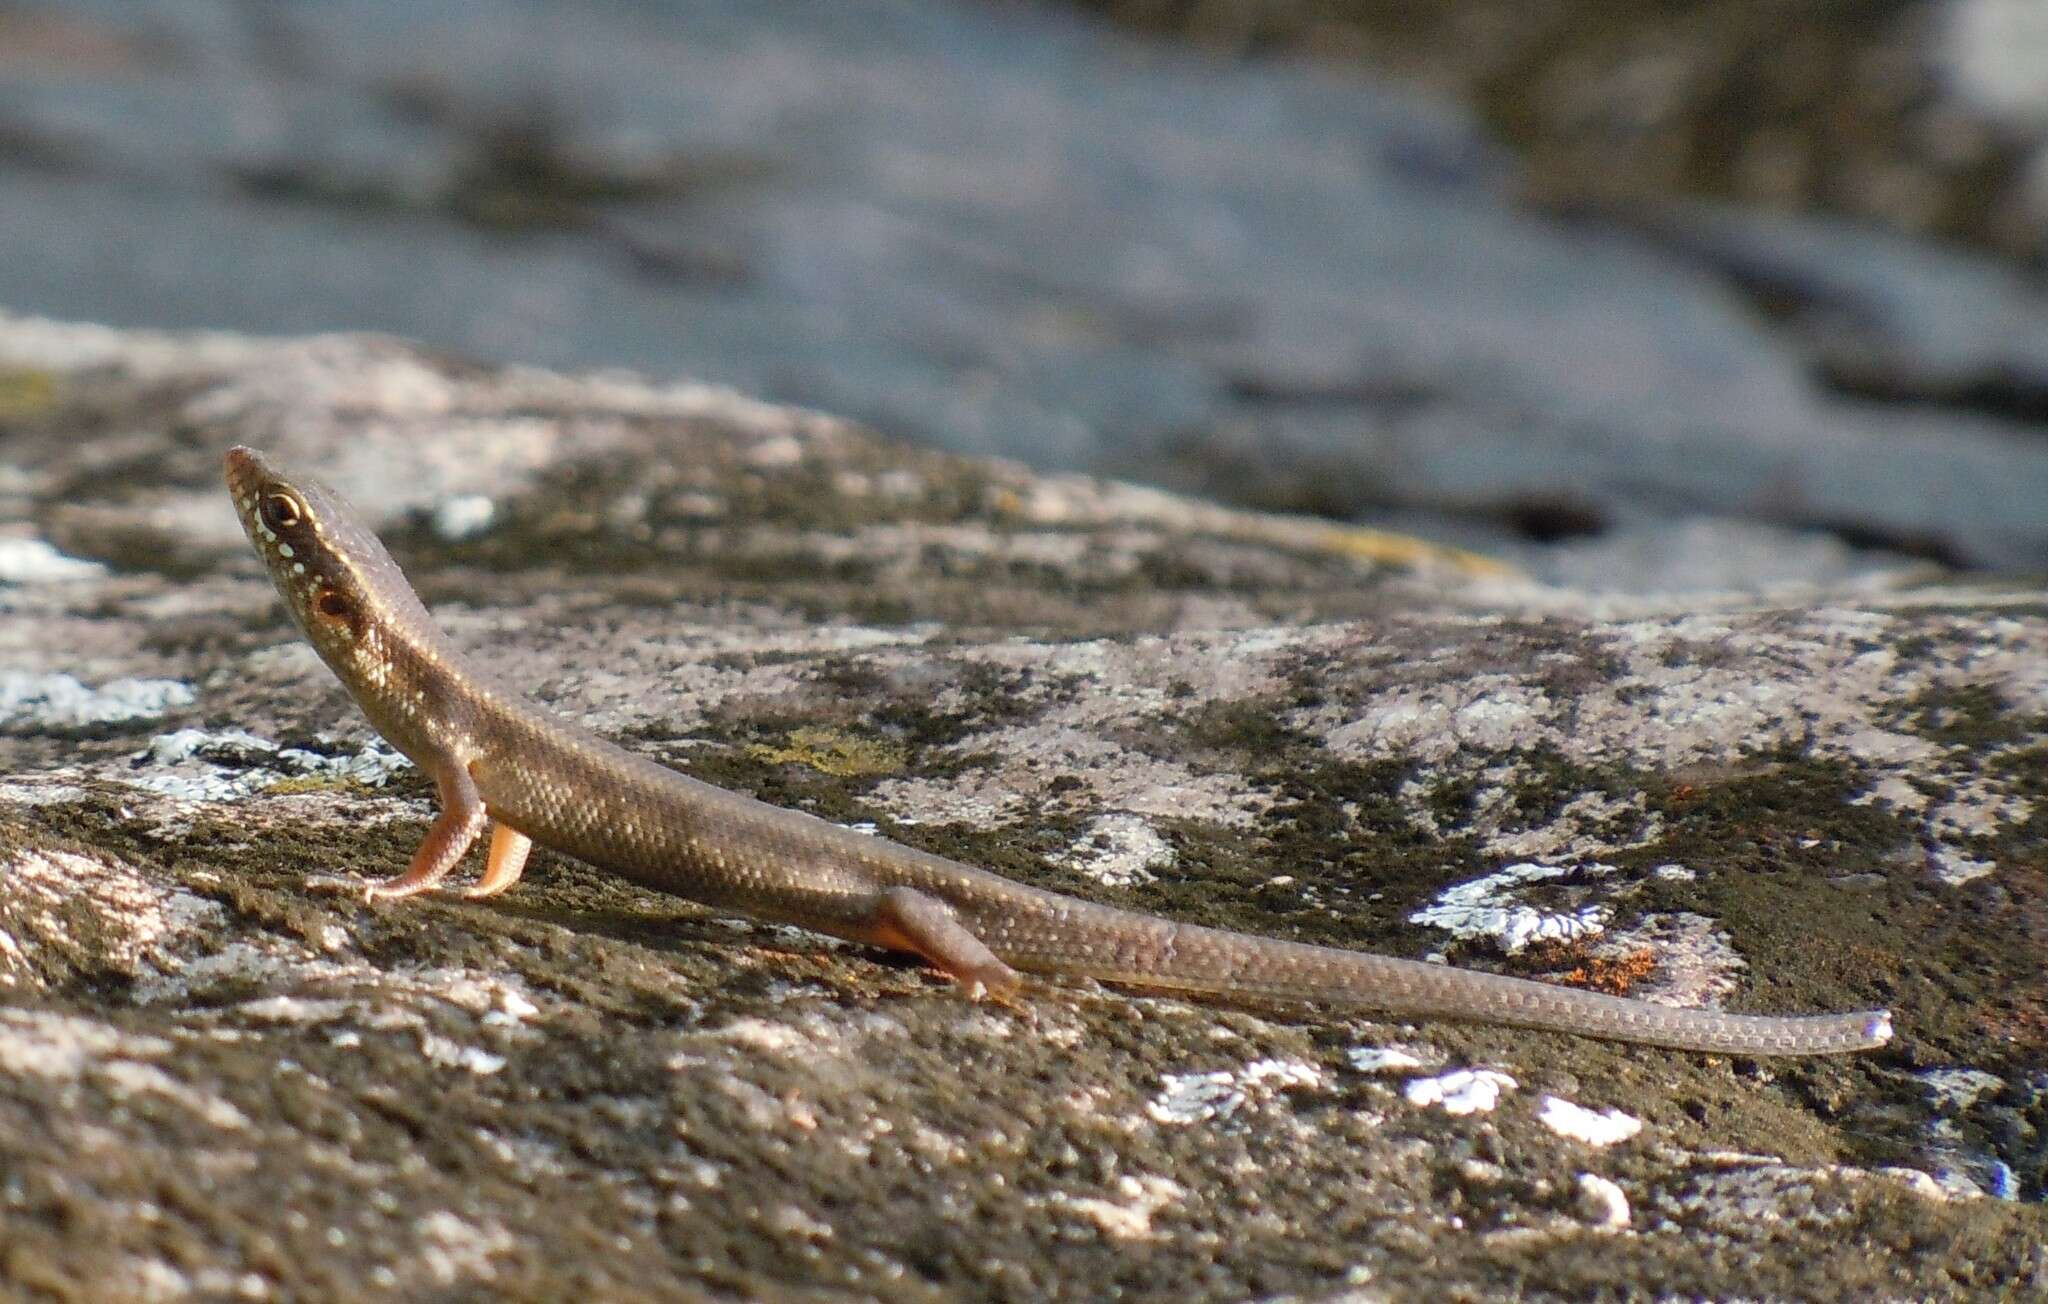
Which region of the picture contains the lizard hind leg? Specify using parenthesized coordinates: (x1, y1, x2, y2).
(859, 886, 1025, 1007)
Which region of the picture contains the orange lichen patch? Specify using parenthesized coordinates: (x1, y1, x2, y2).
(1523, 939, 1660, 997)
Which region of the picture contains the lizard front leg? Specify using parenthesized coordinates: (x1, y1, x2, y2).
(364, 763, 486, 901)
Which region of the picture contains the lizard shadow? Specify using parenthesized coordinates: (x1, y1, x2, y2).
(453, 889, 929, 978)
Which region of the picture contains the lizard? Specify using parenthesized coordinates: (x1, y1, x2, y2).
(224, 445, 1892, 1055)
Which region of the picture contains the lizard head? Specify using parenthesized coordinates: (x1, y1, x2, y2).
(224, 445, 418, 671)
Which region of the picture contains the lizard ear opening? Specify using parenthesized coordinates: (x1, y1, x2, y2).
(314, 587, 357, 626)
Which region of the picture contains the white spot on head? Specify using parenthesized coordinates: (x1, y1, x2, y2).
(292, 562, 305, 575)
(278, 543, 294, 558)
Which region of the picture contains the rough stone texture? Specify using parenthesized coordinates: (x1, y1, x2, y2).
(2, 316, 2046, 1299)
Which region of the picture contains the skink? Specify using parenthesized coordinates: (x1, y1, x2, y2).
(225, 446, 1892, 1055)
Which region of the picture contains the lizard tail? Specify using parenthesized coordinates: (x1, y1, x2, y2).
(1001, 914, 1891, 1056)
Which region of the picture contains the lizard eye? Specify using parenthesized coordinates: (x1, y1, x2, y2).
(260, 492, 305, 532)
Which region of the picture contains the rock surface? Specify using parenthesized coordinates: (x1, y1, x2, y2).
(1082, 0, 2048, 263)
(1, 316, 2045, 1297)
(8, 1, 2048, 577)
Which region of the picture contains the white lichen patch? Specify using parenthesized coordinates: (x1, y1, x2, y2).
(1574, 1173, 1632, 1229)
(0, 1008, 172, 1078)
(1408, 862, 1615, 954)
(700, 1016, 820, 1057)
(124, 728, 411, 803)
(0, 537, 106, 583)
(1926, 786, 2034, 845)
(1146, 1058, 1323, 1124)
(142, 728, 284, 767)
(419, 1033, 507, 1076)
(1050, 1174, 1188, 1241)
(0, 1018, 248, 1138)
(411, 971, 546, 1027)
(134, 941, 360, 1006)
(1919, 1067, 2007, 1112)
(1879, 1167, 1962, 1202)
(1928, 849, 1997, 886)
(1650, 1162, 1909, 1233)
(1347, 1045, 1431, 1074)
(229, 996, 357, 1025)
(96, 1060, 253, 1130)
(1314, 610, 2021, 780)
(411, 1210, 518, 1287)
(1855, 774, 1929, 813)
(1404, 1068, 1517, 1115)
(871, 729, 1266, 830)
(1538, 1096, 1644, 1147)
(0, 672, 194, 727)
(0, 774, 90, 806)
(430, 493, 497, 541)
(865, 633, 1322, 830)
(1052, 813, 1176, 888)
(0, 848, 227, 990)
(1329, 679, 1541, 765)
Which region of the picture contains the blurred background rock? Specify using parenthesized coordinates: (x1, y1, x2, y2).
(4, 0, 2047, 590)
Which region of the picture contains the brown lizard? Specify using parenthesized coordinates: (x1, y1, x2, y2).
(225, 445, 1891, 1055)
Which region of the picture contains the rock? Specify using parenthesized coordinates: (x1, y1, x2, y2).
(0, 317, 2044, 1297)
(1081, 0, 2048, 263)
(1633, 198, 2048, 424)
(8, 1, 2048, 575)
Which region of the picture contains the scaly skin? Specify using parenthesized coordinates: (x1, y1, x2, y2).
(224, 446, 1893, 1055)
